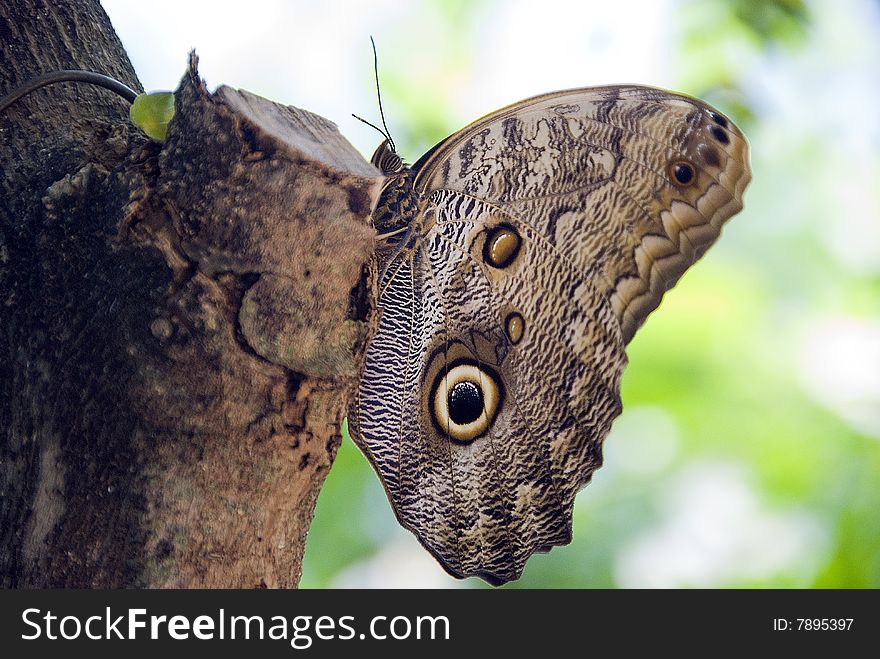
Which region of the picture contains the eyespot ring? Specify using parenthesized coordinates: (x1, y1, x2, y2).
(429, 360, 503, 443)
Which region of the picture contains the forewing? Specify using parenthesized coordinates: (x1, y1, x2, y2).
(415, 85, 751, 342)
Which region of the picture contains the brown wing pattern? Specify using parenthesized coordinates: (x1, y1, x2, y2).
(350, 85, 750, 584)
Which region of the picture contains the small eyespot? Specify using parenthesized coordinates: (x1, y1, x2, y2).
(430, 362, 502, 443)
(697, 143, 721, 168)
(708, 111, 728, 128)
(505, 312, 525, 345)
(670, 161, 695, 186)
(483, 225, 522, 269)
(709, 125, 730, 144)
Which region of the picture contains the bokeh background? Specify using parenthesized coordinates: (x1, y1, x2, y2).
(102, 0, 880, 588)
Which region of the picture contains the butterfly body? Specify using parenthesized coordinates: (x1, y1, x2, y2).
(371, 155, 418, 237)
(351, 86, 750, 584)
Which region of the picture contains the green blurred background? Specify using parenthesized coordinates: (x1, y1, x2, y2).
(104, 0, 880, 588)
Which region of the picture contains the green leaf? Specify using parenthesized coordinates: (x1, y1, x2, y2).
(129, 92, 175, 141)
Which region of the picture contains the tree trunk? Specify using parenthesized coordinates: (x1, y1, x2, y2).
(0, 0, 380, 587)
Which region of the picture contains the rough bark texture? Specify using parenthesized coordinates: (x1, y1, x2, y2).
(0, 0, 381, 587)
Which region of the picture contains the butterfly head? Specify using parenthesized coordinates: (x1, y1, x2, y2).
(371, 139, 405, 176)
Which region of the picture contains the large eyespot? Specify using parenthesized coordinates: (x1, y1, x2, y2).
(483, 225, 522, 269)
(430, 361, 503, 443)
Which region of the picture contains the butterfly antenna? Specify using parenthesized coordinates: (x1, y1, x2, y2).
(351, 112, 391, 142)
(370, 35, 396, 152)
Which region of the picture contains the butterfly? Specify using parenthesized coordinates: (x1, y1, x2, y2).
(349, 85, 750, 585)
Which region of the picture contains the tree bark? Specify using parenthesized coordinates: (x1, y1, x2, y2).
(0, 0, 381, 587)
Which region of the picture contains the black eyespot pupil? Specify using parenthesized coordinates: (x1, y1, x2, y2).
(710, 125, 730, 144)
(674, 163, 694, 184)
(709, 111, 728, 128)
(448, 381, 484, 425)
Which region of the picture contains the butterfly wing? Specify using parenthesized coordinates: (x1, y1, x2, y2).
(351, 85, 750, 584)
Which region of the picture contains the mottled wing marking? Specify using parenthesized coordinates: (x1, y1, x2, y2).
(420, 256, 518, 580)
(421, 220, 572, 582)
(417, 86, 751, 341)
(352, 254, 415, 496)
(351, 85, 750, 584)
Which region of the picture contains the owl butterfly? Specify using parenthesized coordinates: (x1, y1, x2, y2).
(350, 85, 750, 585)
